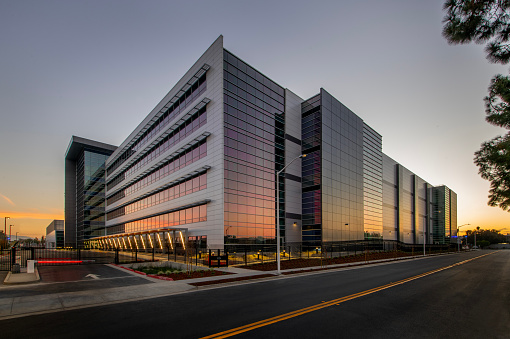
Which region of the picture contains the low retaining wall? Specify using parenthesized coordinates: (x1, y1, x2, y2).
(122, 261, 204, 271)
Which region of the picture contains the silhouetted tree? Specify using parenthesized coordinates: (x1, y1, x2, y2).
(0, 231, 7, 249)
(466, 228, 506, 245)
(443, 0, 510, 211)
(478, 240, 491, 248)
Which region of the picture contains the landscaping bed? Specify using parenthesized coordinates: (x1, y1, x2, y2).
(124, 265, 233, 281)
(246, 251, 416, 271)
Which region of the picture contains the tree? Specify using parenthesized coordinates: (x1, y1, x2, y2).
(443, 0, 510, 64)
(478, 239, 491, 248)
(443, 0, 510, 211)
(465, 228, 506, 244)
(0, 231, 7, 249)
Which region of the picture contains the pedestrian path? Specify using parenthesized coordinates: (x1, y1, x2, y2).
(0, 264, 277, 320)
(0, 278, 194, 319)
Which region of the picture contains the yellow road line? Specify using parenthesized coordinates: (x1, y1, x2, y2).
(201, 252, 495, 339)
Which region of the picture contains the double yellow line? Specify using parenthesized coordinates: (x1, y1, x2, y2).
(201, 252, 494, 339)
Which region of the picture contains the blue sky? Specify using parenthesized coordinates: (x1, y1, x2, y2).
(0, 0, 508, 236)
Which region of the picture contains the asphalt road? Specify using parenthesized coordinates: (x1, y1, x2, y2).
(0, 265, 152, 298)
(1, 250, 508, 339)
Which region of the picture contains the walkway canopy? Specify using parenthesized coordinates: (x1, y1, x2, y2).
(86, 228, 189, 251)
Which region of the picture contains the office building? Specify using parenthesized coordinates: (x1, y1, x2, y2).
(46, 220, 64, 248)
(432, 185, 457, 244)
(91, 36, 456, 251)
(65, 136, 117, 248)
(382, 155, 457, 245)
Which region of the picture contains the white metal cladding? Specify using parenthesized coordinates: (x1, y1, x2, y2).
(106, 98, 210, 186)
(108, 166, 211, 210)
(106, 64, 210, 170)
(106, 132, 211, 199)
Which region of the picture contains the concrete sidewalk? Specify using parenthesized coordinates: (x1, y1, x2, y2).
(0, 278, 196, 319)
(0, 264, 276, 320)
(3, 269, 40, 285)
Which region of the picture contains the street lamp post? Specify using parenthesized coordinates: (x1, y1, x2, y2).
(15, 232, 19, 241)
(422, 216, 427, 256)
(276, 154, 306, 275)
(457, 224, 470, 252)
(4, 217, 10, 237)
(345, 223, 349, 255)
(9, 225, 14, 244)
(2, 217, 9, 249)
(474, 226, 480, 248)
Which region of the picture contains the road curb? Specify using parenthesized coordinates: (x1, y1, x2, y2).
(3, 268, 40, 285)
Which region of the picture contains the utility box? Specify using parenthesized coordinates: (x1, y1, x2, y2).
(27, 260, 35, 273)
(11, 263, 20, 274)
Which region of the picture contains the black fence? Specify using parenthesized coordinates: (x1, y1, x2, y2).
(222, 240, 457, 267)
(1, 241, 459, 271)
(109, 247, 227, 268)
(0, 247, 118, 271)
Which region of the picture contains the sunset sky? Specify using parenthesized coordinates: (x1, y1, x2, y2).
(1, 0, 508, 238)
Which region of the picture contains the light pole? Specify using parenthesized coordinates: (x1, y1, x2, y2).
(474, 226, 480, 248)
(9, 225, 14, 244)
(457, 224, 470, 252)
(15, 232, 19, 241)
(2, 217, 9, 249)
(345, 223, 349, 255)
(423, 216, 427, 256)
(276, 154, 306, 275)
(4, 216, 10, 237)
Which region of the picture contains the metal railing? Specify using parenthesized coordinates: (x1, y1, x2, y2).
(0, 240, 459, 271)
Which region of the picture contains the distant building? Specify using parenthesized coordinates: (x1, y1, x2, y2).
(83, 36, 456, 251)
(431, 185, 457, 244)
(65, 136, 117, 248)
(46, 220, 64, 248)
(382, 156, 457, 245)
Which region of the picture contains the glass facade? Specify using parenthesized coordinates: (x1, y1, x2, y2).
(223, 50, 285, 245)
(432, 186, 446, 244)
(76, 149, 110, 245)
(431, 185, 457, 244)
(301, 94, 322, 245)
(106, 204, 207, 235)
(107, 140, 207, 205)
(107, 173, 206, 220)
(362, 124, 383, 239)
(95, 38, 458, 250)
(450, 190, 457, 240)
(320, 90, 364, 243)
(107, 107, 207, 191)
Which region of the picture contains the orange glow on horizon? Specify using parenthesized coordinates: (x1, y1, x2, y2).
(0, 210, 64, 238)
(0, 210, 64, 221)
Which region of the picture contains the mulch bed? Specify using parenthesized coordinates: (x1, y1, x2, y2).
(115, 265, 233, 281)
(247, 252, 414, 271)
(188, 274, 275, 286)
(151, 270, 233, 281)
(115, 251, 432, 285)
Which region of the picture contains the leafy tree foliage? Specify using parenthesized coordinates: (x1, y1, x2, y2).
(443, 0, 510, 64)
(0, 231, 7, 249)
(475, 75, 510, 209)
(443, 0, 510, 211)
(478, 239, 491, 247)
(465, 228, 506, 244)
